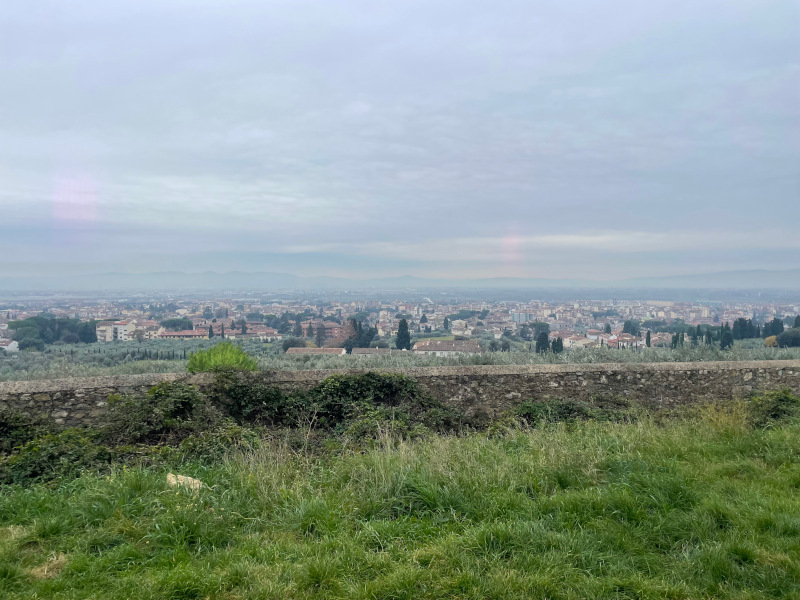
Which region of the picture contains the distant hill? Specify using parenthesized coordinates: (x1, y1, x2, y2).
(0, 268, 798, 291)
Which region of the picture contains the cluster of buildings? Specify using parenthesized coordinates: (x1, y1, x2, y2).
(1, 296, 798, 354)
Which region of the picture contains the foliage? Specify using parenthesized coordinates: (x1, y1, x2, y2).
(212, 371, 462, 435)
(445, 309, 482, 321)
(342, 318, 378, 353)
(178, 423, 261, 459)
(159, 318, 194, 332)
(4, 341, 800, 382)
(395, 318, 412, 350)
(0, 409, 54, 454)
(0, 429, 112, 484)
(622, 319, 641, 336)
(720, 331, 734, 350)
(747, 388, 800, 428)
(186, 342, 257, 373)
(763, 317, 785, 338)
(279, 337, 304, 353)
(8, 316, 96, 348)
(535, 331, 549, 353)
(777, 328, 800, 348)
(211, 370, 289, 423)
(103, 382, 224, 445)
(300, 372, 460, 433)
(508, 395, 639, 429)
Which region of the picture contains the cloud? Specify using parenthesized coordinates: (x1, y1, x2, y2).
(284, 230, 800, 262)
(1, 0, 798, 280)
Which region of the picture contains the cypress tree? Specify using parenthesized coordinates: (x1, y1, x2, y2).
(396, 318, 411, 350)
(208, 325, 214, 338)
(720, 331, 734, 350)
(535, 332, 550, 353)
(795, 316, 800, 328)
(645, 330, 651, 347)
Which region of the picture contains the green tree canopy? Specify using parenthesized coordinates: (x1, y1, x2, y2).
(535, 332, 550, 353)
(396, 319, 412, 350)
(160, 318, 194, 332)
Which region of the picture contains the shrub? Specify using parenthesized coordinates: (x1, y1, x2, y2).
(103, 381, 224, 445)
(748, 388, 800, 428)
(282, 337, 307, 353)
(776, 328, 800, 348)
(187, 342, 258, 373)
(212, 369, 288, 423)
(302, 372, 461, 433)
(503, 396, 639, 430)
(212, 371, 462, 436)
(0, 429, 112, 484)
(178, 423, 261, 459)
(0, 408, 53, 454)
(514, 399, 593, 426)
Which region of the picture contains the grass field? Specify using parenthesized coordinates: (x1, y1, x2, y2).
(1, 407, 799, 599)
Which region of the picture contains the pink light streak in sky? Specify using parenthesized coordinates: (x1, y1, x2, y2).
(50, 174, 99, 246)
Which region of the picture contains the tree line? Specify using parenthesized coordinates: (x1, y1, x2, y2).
(8, 316, 97, 350)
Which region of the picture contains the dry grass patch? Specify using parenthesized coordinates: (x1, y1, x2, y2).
(0, 526, 28, 541)
(29, 552, 67, 580)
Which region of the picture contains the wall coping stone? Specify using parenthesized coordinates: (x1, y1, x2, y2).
(1, 360, 799, 396)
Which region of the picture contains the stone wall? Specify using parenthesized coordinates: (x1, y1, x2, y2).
(1, 360, 799, 427)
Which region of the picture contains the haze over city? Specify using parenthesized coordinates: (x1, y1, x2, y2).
(2, 0, 799, 287)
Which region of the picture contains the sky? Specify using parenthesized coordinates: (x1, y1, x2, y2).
(2, 0, 799, 283)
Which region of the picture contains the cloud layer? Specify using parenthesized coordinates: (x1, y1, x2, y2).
(2, 0, 798, 281)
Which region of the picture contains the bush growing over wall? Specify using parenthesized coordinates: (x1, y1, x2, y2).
(103, 381, 225, 444)
(212, 369, 289, 423)
(212, 371, 463, 435)
(301, 372, 462, 434)
(0, 409, 54, 454)
(187, 342, 258, 373)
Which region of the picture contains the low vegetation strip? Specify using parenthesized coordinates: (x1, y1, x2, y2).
(0, 375, 798, 599)
(3, 343, 800, 382)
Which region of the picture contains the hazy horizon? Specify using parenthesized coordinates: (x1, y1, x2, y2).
(3, 1, 799, 282)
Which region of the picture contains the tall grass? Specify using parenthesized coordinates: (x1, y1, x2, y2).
(1, 411, 798, 598)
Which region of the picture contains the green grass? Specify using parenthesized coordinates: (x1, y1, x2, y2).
(1, 410, 799, 599)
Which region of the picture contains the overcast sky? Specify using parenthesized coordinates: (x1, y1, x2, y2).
(2, 0, 798, 281)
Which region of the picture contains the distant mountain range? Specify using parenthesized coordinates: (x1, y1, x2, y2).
(0, 268, 798, 291)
